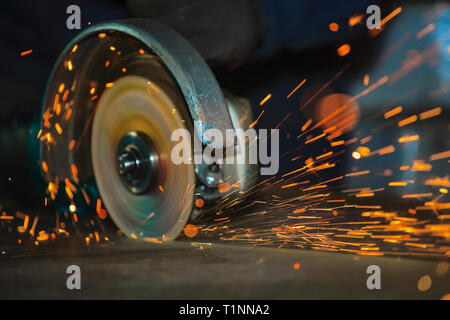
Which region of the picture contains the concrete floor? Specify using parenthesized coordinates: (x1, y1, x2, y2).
(1, 237, 448, 299)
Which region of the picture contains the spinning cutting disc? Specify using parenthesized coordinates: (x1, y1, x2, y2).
(40, 21, 246, 241)
(91, 75, 195, 241)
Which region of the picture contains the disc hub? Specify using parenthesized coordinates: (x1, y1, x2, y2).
(116, 131, 158, 195)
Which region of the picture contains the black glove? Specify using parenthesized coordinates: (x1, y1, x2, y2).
(126, 0, 262, 68)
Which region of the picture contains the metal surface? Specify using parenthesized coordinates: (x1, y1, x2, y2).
(1, 237, 448, 299)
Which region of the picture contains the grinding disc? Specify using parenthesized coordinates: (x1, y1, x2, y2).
(91, 75, 195, 241)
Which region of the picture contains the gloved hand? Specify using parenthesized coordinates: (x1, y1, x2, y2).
(126, 0, 262, 69)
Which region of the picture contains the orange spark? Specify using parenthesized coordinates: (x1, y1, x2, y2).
(402, 193, 433, 199)
(259, 94, 272, 106)
(376, 145, 395, 155)
(71, 164, 78, 178)
(149, 83, 160, 93)
(286, 79, 307, 99)
(412, 160, 432, 172)
(301, 119, 312, 132)
(282, 167, 306, 178)
(356, 192, 374, 198)
(62, 89, 69, 101)
(316, 151, 333, 160)
(349, 14, 364, 26)
(183, 224, 199, 238)
(337, 44, 351, 57)
(55, 123, 63, 135)
(46, 133, 53, 143)
(416, 23, 435, 39)
(398, 115, 417, 127)
(329, 23, 339, 32)
(81, 188, 91, 205)
(69, 140, 76, 150)
(430, 150, 450, 161)
(249, 110, 264, 129)
(96, 199, 107, 219)
(20, 50, 32, 56)
(363, 74, 370, 86)
(303, 185, 327, 191)
(398, 135, 419, 143)
(331, 140, 345, 147)
(356, 146, 370, 157)
(65, 185, 74, 200)
(305, 132, 326, 144)
(389, 181, 407, 186)
(384, 106, 403, 119)
(218, 182, 231, 193)
(419, 107, 441, 120)
(380, 7, 402, 27)
(281, 182, 300, 189)
(345, 170, 370, 177)
(195, 198, 204, 208)
(352, 151, 361, 159)
(360, 136, 372, 144)
(41, 161, 48, 173)
(417, 275, 432, 292)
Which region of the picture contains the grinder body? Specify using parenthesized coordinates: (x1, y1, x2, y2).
(34, 19, 256, 240)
